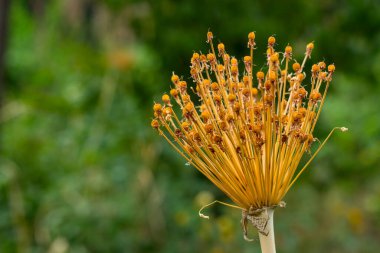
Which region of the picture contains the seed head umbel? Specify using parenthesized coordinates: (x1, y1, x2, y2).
(151, 31, 346, 228)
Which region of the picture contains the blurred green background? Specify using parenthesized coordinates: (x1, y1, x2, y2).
(0, 0, 379, 252)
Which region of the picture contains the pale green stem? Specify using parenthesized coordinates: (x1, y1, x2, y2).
(259, 209, 276, 253)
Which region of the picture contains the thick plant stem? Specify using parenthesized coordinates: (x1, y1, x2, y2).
(259, 209, 276, 253)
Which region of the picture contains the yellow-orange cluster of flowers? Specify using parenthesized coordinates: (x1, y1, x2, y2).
(151, 31, 345, 211)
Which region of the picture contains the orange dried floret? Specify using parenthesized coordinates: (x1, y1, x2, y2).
(306, 42, 314, 51)
(311, 64, 320, 73)
(270, 53, 279, 63)
(328, 64, 335, 73)
(211, 82, 219, 91)
(285, 45, 292, 54)
(206, 31, 213, 43)
(171, 74, 179, 84)
(292, 62, 301, 72)
(228, 93, 236, 102)
(201, 110, 211, 121)
(162, 94, 170, 104)
(218, 43, 225, 54)
(256, 71, 265, 80)
(248, 32, 255, 40)
(269, 71, 277, 81)
(151, 119, 159, 129)
(153, 103, 162, 112)
(170, 89, 178, 97)
(251, 88, 258, 96)
(207, 53, 216, 62)
(182, 121, 190, 131)
(268, 36, 276, 46)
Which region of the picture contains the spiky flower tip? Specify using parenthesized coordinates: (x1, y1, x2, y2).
(151, 31, 346, 237)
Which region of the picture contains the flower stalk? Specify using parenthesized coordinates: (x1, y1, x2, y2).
(259, 209, 276, 253)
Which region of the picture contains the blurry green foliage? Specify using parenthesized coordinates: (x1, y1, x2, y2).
(0, 0, 379, 252)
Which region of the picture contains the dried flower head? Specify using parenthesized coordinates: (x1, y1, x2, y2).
(151, 31, 346, 238)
